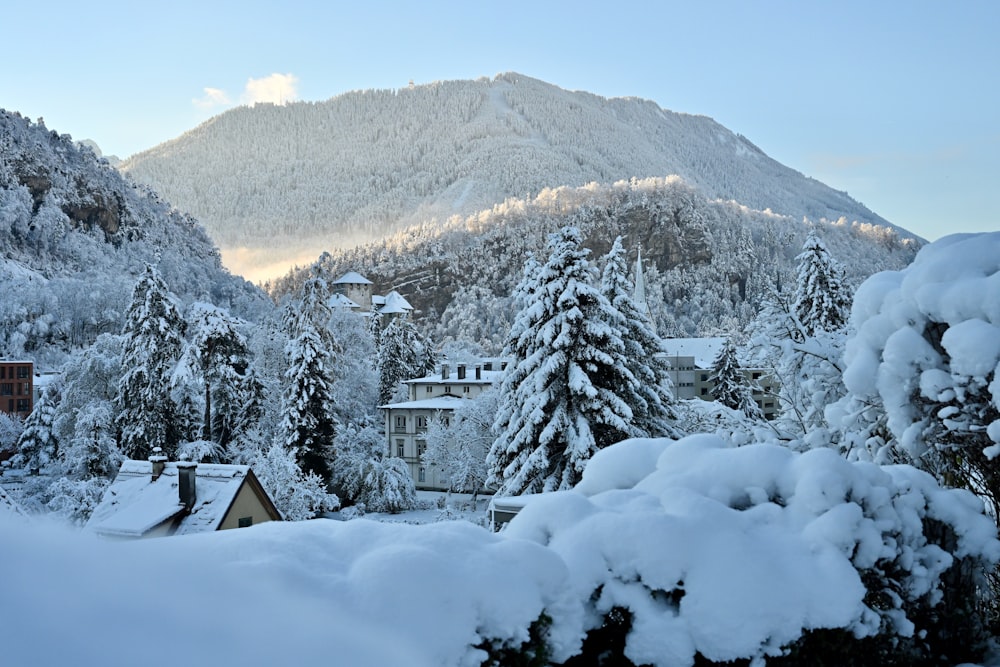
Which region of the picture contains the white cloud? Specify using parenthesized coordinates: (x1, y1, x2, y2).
(240, 73, 299, 106)
(192, 87, 232, 109)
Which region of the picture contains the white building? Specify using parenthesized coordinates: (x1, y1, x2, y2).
(661, 337, 778, 420)
(379, 360, 506, 490)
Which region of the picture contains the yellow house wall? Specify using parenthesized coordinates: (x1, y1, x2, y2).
(218, 481, 277, 530)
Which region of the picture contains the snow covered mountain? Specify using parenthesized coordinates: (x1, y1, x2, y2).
(0, 110, 269, 368)
(119, 73, 908, 279)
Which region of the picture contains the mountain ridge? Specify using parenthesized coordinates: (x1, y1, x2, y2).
(120, 73, 905, 281)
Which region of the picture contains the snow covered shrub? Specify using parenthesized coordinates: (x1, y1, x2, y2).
(505, 435, 1000, 667)
(830, 232, 1000, 517)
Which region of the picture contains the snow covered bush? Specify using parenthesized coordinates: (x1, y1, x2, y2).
(830, 232, 1000, 518)
(238, 442, 340, 521)
(506, 434, 1000, 666)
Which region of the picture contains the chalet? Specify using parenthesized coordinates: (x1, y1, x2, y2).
(661, 337, 778, 420)
(0, 359, 33, 420)
(380, 359, 506, 490)
(86, 452, 281, 539)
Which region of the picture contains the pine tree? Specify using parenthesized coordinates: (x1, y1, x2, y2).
(116, 265, 186, 460)
(600, 237, 678, 437)
(793, 232, 852, 336)
(376, 316, 430, 405)
(179, 302, 260, 457)
(280, 272, 338, 484)
(13, 383, 61, 472)
(709, 339, 762, 420)
(488, 226, 637, 496)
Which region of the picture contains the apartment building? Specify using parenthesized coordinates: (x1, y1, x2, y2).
(0, 360, 33, 420)
(380, 360, 506, 490)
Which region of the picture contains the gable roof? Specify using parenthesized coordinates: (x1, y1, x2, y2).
(328, 293, 362, 310)
(86, 461, 279, 538)
(0, 482, 24, 517)
(372, 290, 413, 314)
(333, 271, 373, 285)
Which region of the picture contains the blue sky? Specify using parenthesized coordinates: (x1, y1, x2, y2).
(5, 0, 997, 242)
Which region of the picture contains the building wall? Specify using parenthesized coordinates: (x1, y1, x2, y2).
(385, 406, 452, 490)
(667, 355, 778, 420)
(0, 361, 33, 420)
(218, 480, 280, 529)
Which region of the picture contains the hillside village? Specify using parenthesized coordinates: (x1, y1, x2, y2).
(2, 90, 1000, 666)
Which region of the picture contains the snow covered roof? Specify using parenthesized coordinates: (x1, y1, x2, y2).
(86, 460, 274, 538)
(328, 293, 362, 310)
(661, 337, 727, 368)
(375, 290, 413, 314)
(379, 395, 468, 411)
(333, 271, 373, 285)
(405, 368, 505, 385)
(0, 483, 24, 516)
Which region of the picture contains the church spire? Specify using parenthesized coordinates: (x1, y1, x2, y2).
(633, 244, 650, 319)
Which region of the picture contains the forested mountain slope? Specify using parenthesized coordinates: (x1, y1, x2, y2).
(120, 73, 905, 278)
(0, 110, 269, 368)
(268, 177, 919, 353)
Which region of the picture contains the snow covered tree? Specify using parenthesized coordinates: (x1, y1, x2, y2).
(423, 388, 499, 499)
(600, 237, 678, 437)
(236, 439, 340, 521)
(116, 265, 186, 460)
(376, 316, 432, 405)
(488, 226, 637, 495)
(13, 383, 61, 472)
(330, 419, 416, 513)
(280, 272, 338, 484)
(0, 411, 23, 461)
(793, 231, 852, 337)
(709, 338, 762, 420)
(830, 232, 1000, 522)
(177, 302, 262, 458)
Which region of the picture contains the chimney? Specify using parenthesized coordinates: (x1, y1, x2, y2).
(176, 461, 197, 509)
(475, 364, 482, 380)
(150, 447, 167, 481)
(457, 364, 466, 380)
(441, 363, 450, 380)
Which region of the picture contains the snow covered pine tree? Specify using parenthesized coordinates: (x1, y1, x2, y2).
(488, 226, 637, 495)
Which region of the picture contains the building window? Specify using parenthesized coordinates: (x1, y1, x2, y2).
(417, 441, 426, 457)
(426, 386, 433, 393)
(0, 366, 5, 379)
(462, 386, 470, 394)
(16, 366, 29, 379)
(0, 384, 12, 396)
(396, 439, 405, 457)
(416, 416, 427, 429)
(16, 399, 29, 413)
(444, 385, 452, 394)
(418, 467, 426, 483)
(700, 387, 709, 396)
(395, 415, 406, 429)
(700, 373, 708, 382)
(752, 372, 762, 380)
(238, 516, 253, 528)
(21, 382, 30, 395)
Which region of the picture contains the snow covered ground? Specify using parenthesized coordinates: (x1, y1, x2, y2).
(3, 431, 995, 667)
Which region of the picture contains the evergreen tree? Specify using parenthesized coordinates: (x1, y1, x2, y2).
(178, 302, 260, 457)
(13, 383, 61, 472)
(793, 232, 852, 337)
(600, 237, 678, 437)
(280, 273, 338, 484)
(376, 316, 428, 405)
(116, 265, 186, 460)
(488, 226, 636, 496)
(710, 338, 762, 420)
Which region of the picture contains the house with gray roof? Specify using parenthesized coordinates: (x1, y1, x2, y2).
(86, 454, 281, 539)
